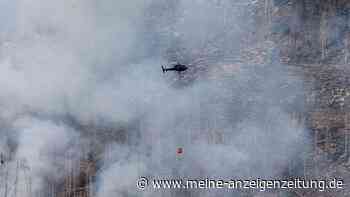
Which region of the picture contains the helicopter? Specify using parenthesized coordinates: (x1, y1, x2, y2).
(161, 63, 188, 73)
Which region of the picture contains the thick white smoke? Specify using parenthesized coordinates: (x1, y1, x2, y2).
(0, 0, 308, 197)
(14, 117, 81, 192)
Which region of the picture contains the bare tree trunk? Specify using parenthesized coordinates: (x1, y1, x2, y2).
(345, 38, 348, 64)
(14, 161, 20, 197)
(320, 10, 327, 60)
(264, 0, 272, 26)
(345, 113, 350, 162)
(4, 162, 8, 197)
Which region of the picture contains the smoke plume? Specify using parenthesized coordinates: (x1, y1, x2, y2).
(0, 0, 308, 197)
